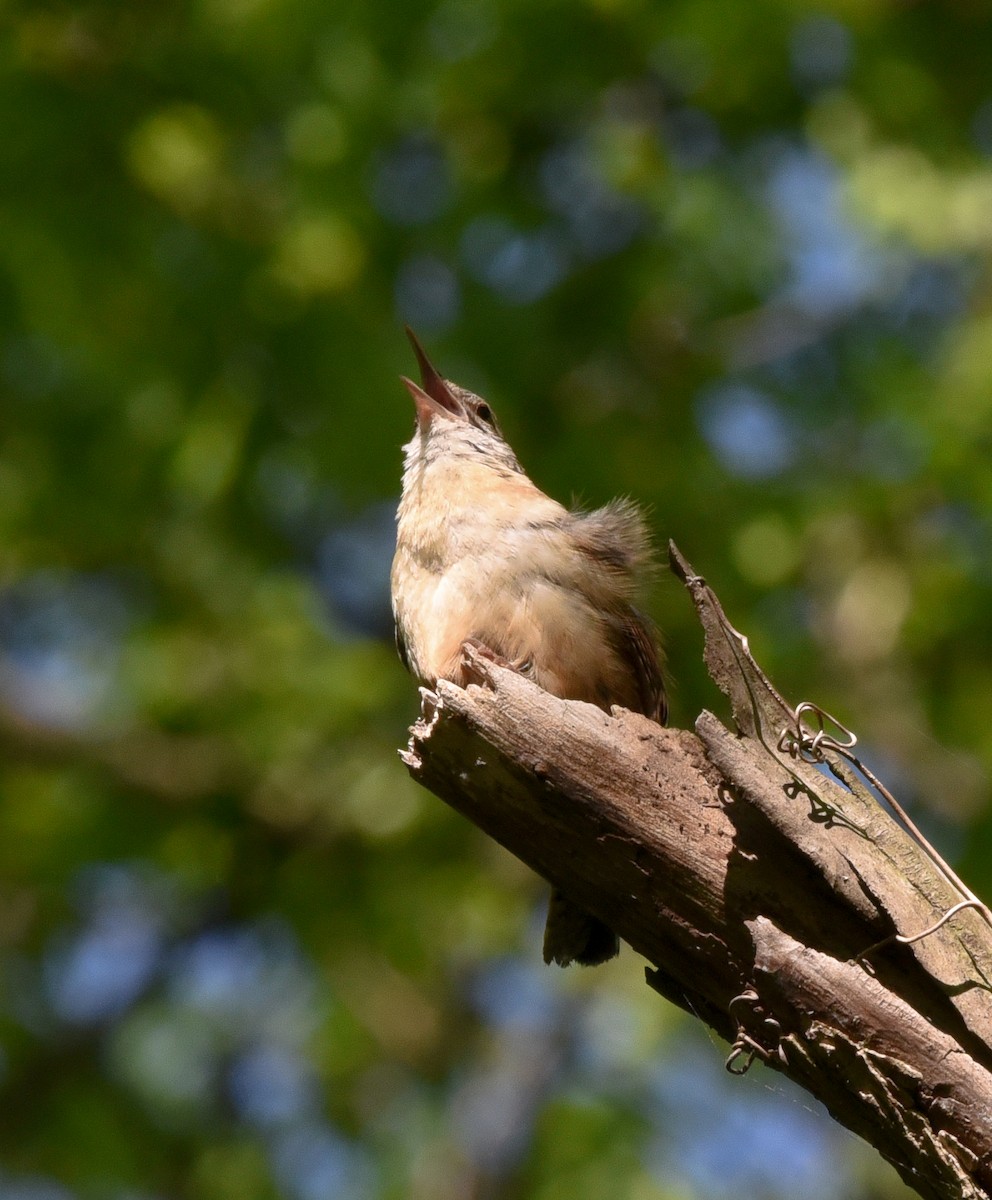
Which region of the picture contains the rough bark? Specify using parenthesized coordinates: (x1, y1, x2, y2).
(401, 544, 992, 1200)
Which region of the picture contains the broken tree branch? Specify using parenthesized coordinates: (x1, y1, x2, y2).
(401, 544, 992, 1200)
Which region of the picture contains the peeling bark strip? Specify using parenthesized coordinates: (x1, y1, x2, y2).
(401, 546, 992, 1200)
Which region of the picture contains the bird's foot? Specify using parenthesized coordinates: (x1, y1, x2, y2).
(460, 639, 533, 685)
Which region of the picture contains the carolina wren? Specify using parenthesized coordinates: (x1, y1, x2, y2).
(391, 329, 666, 966)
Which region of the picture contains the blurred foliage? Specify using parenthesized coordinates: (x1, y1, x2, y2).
(2, 0, 992, 1196)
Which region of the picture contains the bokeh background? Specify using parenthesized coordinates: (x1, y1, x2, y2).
(3, 0, 992, 1196)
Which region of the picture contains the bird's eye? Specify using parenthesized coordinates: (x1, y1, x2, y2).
(475, 403, 495, 426)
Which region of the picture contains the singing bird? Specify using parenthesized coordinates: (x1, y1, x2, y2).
(391, 330, 666, 966)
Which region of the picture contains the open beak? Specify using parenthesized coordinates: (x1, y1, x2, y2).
(403, 327, 463, 427)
